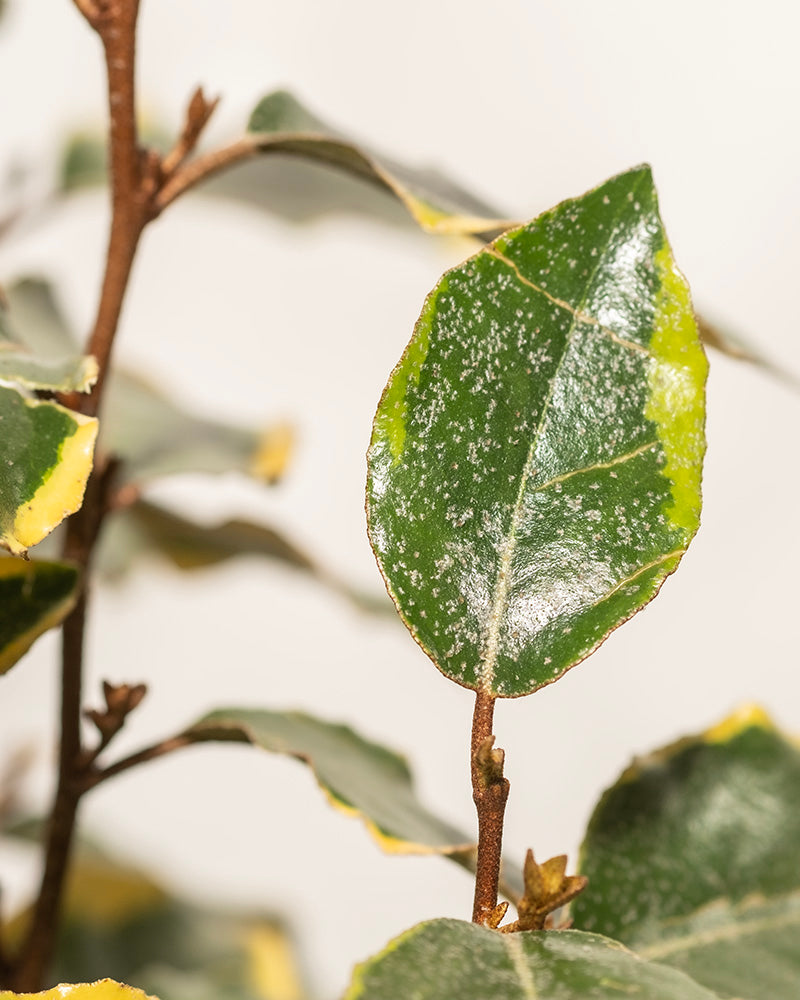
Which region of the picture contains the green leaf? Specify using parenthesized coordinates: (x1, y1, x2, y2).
(3, 277, 287, 488)
(343, 919, 721, 999)
(572, 707, 800, 941)
(102, 370, 292, 485)
(186, 709, 473, 858)
(60, 132, 109, 191)
(0, 983, 156, 1000)
(571, 707, 800, 999)
(0, 285, 97, 393)
(636, 894, 800, 1000)
(0, 279, 98, 555)
(0, 385, 98, 556)
(57, 93, 511, 238)
(0, 557, 79, 674)
(367, 165, 707, 697)
(244, 91, 513, 238)
(98, 500, 392, 616)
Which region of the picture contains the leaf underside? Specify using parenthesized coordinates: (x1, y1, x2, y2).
(572, 707, 800, 999)
(98, 499, 393, 617)
(245, 91, 514, 238)
(367, 165, 707, 697)
(0, 289, 97, 393)
(343, 919, 720, 999)
(102, 370, 292, 485)
(187, 709, 473, 858)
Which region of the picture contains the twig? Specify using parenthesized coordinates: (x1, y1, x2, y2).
(9, 0, 147, 983)
(11, 459, 116, 990)
(470, 689, 510, 925)
(161, 87, 220, 178)
(71, 0, 153, 420)
(80, 681, 148, 770)
(154, 137, 257, 213)
(82, 733, 200, 791)
(71, 0, 101, 25)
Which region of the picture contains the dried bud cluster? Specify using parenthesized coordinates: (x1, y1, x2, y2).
(85, 681, 147, 740)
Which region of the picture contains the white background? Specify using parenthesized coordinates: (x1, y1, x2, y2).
(0, 2, 799, 996)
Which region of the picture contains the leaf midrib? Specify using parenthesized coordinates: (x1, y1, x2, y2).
(477, 178, 646, 692)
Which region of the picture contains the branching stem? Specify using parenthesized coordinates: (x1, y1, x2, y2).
(12, 458, 113, 989)
(8, 1, 147, 987)
(155, 138, 256, 212)
(6, 1, 304, 988)
(470, 689, 510, 925)
(83, 733, 199, 790)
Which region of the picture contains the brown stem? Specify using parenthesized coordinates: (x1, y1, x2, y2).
(470, 689, 510, 925)
(154, 137, 256, 213)
(11, 458, 116, 989)
(70, 0, 155, 420)
(9, 1, 148, 986)
(83, 733, 198, 791)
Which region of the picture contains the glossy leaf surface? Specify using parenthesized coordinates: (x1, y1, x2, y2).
(0, 983, 155, 1000)
(245, 91, 513, 238)
(186, 709, 472, 857)
(344, 919, 720, 1000)
(367, 166, 707, 697)
(572, 707, 800, 998)
(0, 558, 79, 674)
(0, 385, 97, 556)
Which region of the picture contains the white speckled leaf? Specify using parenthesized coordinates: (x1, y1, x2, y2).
(343, 920, 722, 999)
(367, 166, 707, 697)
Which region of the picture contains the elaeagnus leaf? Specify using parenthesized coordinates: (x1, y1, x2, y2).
(0, 557, 79, 674)
(342, 920, 721, 1000)
(367, 166, 707, 697)
(572, 706, 800, 999)
(0, 983, 156, 1000)
(244, 91, 513, 239)
(0, 386, 97, 557)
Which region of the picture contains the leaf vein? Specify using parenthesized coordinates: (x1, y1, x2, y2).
(590, 549, 684, 611)
(503, 933, 538, 999)
(639, 907, 800, 961)
(487, 247, 652, 357)
(478, 188, 640, 691)
(530, 439, 659, 495)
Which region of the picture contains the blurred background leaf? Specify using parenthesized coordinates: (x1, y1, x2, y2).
(2, 833, 310, 1000)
